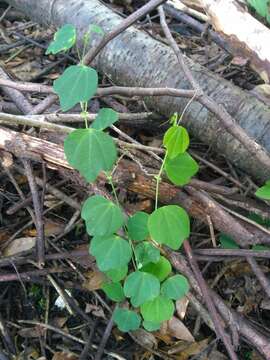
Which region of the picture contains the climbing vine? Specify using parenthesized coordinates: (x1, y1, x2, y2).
(47, 24, 199, 332)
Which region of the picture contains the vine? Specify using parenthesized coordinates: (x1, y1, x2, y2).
(47, 24, 199, 332)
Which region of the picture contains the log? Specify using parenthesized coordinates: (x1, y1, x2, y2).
(5, 0, 270, 181)
(200, 0, 270, 83)
(1, 126, 270, 247)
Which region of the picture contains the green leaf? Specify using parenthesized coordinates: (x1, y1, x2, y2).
(89, 24, 104, 35)
(248, 213, 270, 228)
(161, 275, 189, 300)
(102, 282, 125, 302)
(64, 129, 117, 182)
(92, 108, 119, 131)
(81, 195, 124, 236)
(105, 266, 128, 282)
(148, 205, 190, 250)
(247, 0, 270, 24)
(141, 296, 174, 323)
(141, 256, 172, 282)
(143, 321, 161, 332)
(252, 244, 270, 251)
(113, 308, 141, 332)
(54, 65, 98, 111)
(165, 152, 199, 186)
(90, 235, 132, 271)
(135, 242, 160, 268)
(127, 211, 149, 241)
(124, 271, 160, 307)
(255, 180, 270, 200)
(46, 24, 76, 55)
(163, 126, 189, 159)
(219, 234, 239, 249)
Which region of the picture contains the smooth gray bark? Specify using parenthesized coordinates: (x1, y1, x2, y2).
(6, 0, 270, 180)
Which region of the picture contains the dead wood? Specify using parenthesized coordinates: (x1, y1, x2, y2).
(5, 0, 270, 181)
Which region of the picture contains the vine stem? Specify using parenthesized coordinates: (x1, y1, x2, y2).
(155, 152, 167, 210)
(106, 172, 138, 269)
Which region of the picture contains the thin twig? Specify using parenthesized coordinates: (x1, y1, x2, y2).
(183, 240, 238, 360)
(22, 159, 45, 267)
(83, 0, 168, 65)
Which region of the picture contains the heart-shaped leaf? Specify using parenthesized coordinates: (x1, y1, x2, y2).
(141, 296, 174, 323)
(141, 256, 171, 282)
(64, 129, 117, 182)
(124, 271, 160, 307)
(81, 195, 124, 236)
(148, 205, 190, 250)
(161, 275, 189, 300)
(113, 308, 141, 332)
(91, 108, 119, 131)
(135, 242, 160, 268)
(46, 24, 76, 55)
(102, 282, 125, 302)
(165, 152, 199, 185)
(54, 65, 98, 111)
(163, 126, 189, 159)
(105, 266, 128, 282)
(127, 211, 149, 242)
(90, 235, 132, 271)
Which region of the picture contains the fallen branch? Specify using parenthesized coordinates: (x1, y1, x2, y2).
(5, 0, 270, 180)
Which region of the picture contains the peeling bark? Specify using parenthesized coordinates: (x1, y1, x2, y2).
(201, 0, 270, 83)
(5, 0, 270, 180)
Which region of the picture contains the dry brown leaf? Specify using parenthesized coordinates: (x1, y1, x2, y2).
(83, 270, 106, 291)
(72, 243, 95, 269)
(24, 219, 65, 237)
(0, 150, 13, 168)
(169, 338, 209, 358)
(132, 329, 158, 349)
(52, 352, 78, 360)
(85, 303, 105, 318)
(250, 350, 265, 360)
(162, 316, 194, 342)
(4, 236, 36, 256)
(18, 325, 45, 338)
(176, 296, 189, 320)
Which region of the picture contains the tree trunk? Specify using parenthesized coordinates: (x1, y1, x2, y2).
(6, 0, 270, 180)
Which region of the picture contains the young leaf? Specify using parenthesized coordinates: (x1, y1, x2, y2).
(54, 65, 98, 111)
(135, 242, 160, 268)
(124, 271, 160, 307)
(102, 282, 125, 302)
(148, 205, 190, 250)
(91, 108, 119, 131)
(46, 24, 76, 55)
(141, 296, 174, 323)
(141, 256, 171, 282)
(113, 308, 141, 332)
(165, 152, 199, 186)
(89, 24, 104, 35)
(105, 266, 128, 282)
(255, 180, 270, 200)
(90, 235, 132, 271)
(161, 275, 189, 300)
(127, 211, 149, 241)
(143, 320, 161, 332)
(163, 126, 189, 159)
(64, 129, 117, 182)
(81, 195, 124, 236)
(219, 234, 239, 249)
